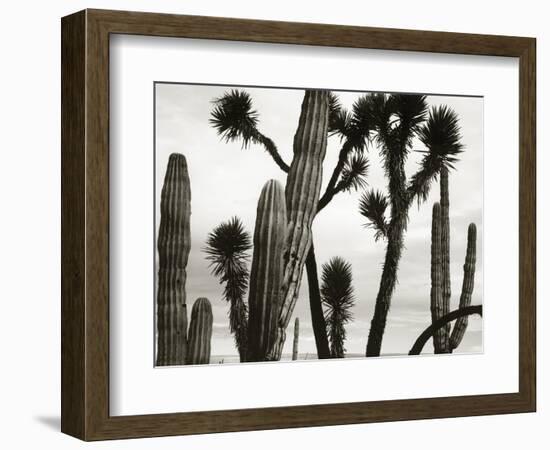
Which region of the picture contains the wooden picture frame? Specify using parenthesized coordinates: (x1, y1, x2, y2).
(61, 9, 536, 441)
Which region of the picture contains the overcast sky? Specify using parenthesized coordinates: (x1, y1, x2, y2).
(155, 83, 483, 360)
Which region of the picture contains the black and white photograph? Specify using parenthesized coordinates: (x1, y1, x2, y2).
(154, 83, 483, 366)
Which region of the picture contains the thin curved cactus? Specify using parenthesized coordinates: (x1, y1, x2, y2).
(156, 153, 191, 366)
(271, 90, 330, 360)
(292, 318, 300, 361)
(410, 305, 482, 355)
(186, 298, 213, 365)
(247, 180, 287, 362)
(450, 223, 477, 350)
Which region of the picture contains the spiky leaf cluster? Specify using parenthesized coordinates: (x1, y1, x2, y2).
(408, 105, 464, 204)
(337, 153, 369, 192)
(359, 189, 389, 241)
(204, 217, 252, 359)
(210, 90, 260, 148)
(321, 257, 355, 358)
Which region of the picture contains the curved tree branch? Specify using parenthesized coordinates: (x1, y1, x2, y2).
(255, 133, 290, 173)
(318, 142, 353, 211)
(408, 305, 482, 355)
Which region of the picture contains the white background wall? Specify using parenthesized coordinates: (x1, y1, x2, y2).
(0, 0, 546, 448)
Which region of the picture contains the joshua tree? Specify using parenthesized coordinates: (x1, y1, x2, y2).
(210, 90, 371, 359)
(359, 99, 464, 356)
(204, 217, 252, 362)
(321, 257, 355, 358)
(156, 153, 191, 366)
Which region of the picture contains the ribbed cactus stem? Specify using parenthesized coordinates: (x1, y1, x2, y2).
(186, 298, 213, 365)
(247, 180, 287, 362)
(450, 223, 477, 350)
(440, 168, 451, 347)
(271, 90, 329, 359)
(292, 317, 300, 360)
(430, 203, 449, 353)
(156, 153, 191, 366)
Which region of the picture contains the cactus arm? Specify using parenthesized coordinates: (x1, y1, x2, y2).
(430, 202, 450, 353)
(409, 305, 482, 355)
(450, 223, 477, 350)
(292, 317, 300, 360)
(186, 298, 213, 365)
(247, 180, 287, 362)
(270, 90, 329, 360)
(156, 153, 191, 366)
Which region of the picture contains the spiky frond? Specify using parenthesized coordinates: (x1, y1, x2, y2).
(407, 105, 464, 204)
(210, 89, 289, 172)
(358, 189, 389, 241)
(203, 217, 252, 360)
(328, 91, 345, 134)
(321, 257, 355, 358)
(343, 94, 375, 152)
(329, 107, 353, 138)
(337, 153, 369, 193)
(204, 216, 252, 282)
(366, 93, 396, 148)
(393, 94, 428, 147)
(210, 90, 260, 148)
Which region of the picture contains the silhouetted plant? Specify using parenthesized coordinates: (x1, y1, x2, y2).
(359, 99, 464, 356)
(321, 257, 355, 358)
(210, 90, 372, 359)
(247, 180, 287, 362)
(428, 164, 478, 353)
(204, 217, 252, 362)
(186, 297, 214, 365)
(156, 153, 191, 366)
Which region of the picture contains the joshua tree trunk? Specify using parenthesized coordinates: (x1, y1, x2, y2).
(365, 215, 406, 356)
(292, 317, 300, 360)
(270, 90, 329, 360)
(305, 244, 330, 359)
(156, 153, 191, 366)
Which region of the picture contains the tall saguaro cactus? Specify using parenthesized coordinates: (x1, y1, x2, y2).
(247, 180, 287, 362)
(186, 298, 213, 365)
(440, 168, 452, 340)
(430, 203, 450, 353)
(292, 318, 300, 361)
(429, 168, 477, 353)
(271, 90, 330, 360)
(156, 153, 191, 366)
